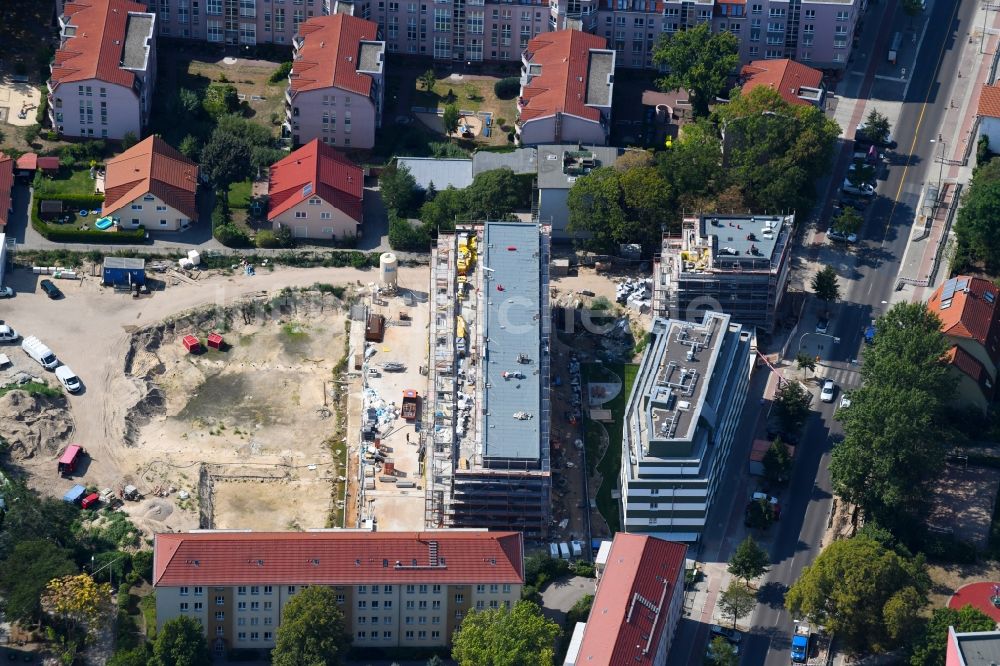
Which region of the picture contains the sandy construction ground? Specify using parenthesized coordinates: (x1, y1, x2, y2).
(0, 263, 430, 534)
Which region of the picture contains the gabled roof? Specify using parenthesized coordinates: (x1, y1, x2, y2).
(289, 15, 382, 98)
(103, 136, 199, 219)
(575, 534, 687, 666)
(740, 59, 824, 107)
(0, 153, 13, 227)
(519, 30, 612, 123)
(978, 83, 1000, 119)
(16, 153, 38, 171)
(928, 276, 1000, 365)
(153, 530, 524, 587)
(945, 345, 995, 400)
(51, 0, 153, 89)
(268, 139, 363, 222)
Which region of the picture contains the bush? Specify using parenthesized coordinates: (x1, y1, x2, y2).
(132, 550, 153, 581)
(268, 61, 293, 84)
(494, 77, 521, 100)
(255, 230, 279, 248)
(921, 532, 979, 564)
(214, 223, 252, 248)
(121, 131, 138, 150)
(23, 124, 40, 145)
(570, 561, 596, 578)
(388, 212, 430, 252)
(36, 93, 48, 126)
(274, 225, 295, 248)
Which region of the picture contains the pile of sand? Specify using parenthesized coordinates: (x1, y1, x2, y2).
(0, 390, 75, 461)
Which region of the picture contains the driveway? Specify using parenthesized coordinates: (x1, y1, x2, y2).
(539, 575, 594, 626)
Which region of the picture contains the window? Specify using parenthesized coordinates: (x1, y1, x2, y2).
(263, 586, 272, 595)
(384, 585, 393, 593)
(263, 617, 273, 626)
(250, 617, 259, 626)
(250, 586, 259, 595)
(216, 626, 224, 637)
(194, 602, 203, 611)
(288, 586, 296, 594)
(215, 612, 224, 621)
(250, 632, 259, 642)
(194, 587, 204, 596)
(433, 8, 450, 31)
(384, 616, 393, 624)
(263, 601, 272, 610)
(240, 0, 256, 16)
(358, 616, 367, 624)
(237, 602, 247, 610)
(309, 197, 322, 205)
(836, 10, 849, 20)
(358, 600, 367, 608)
(238, 586, 247, 596)
(357, 631, 367, 639)
(502, 584, 511, 593)
(418, 601, 427, 609)
(371, 616, 379, 624)
(238, 632, 246, 641)
(238, 618, 246, 626)
(250, 602, 259, 610)
(372, 601, 380, 609)
(490, 584, 499, 593)
(454, 594, 464, 604)
(751, 3, 761, 13)
(476, 600, 485, 610)
(384, 600, 393, 609)
(432, 615, 441, 624)
(207, 20, 223, 41)
(419, 585, 428, 594)
(131, 218, 140, 225)
(180, 602, 189, 611)
(207, 0, 221, 13)
(432, 600, 440, 609)
(240, 23, 256, 44)
(476, 584, 485, 593)
(432, 585, 441, 594)
(418, 630, 427, 639)
(264, 632, 272, 641)
(649, 517, 658, 525)
(406, 600, 415, 609)
(215, 596, 224, 606)
(804, 8, 815, 18)
(405, 630, 414, 639)
(180, 587, 189, 596)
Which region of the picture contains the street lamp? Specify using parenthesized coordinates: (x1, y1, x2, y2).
(930, 135, 946, 200)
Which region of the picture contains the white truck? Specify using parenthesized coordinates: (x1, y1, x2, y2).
(21, 336, 58, 370)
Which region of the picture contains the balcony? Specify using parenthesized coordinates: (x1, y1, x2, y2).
(293, 34, 304, 50)
(46, 79, 56, 95)
(285, 88, 293, 106)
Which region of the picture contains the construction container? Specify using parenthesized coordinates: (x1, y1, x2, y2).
(81, 493, 100, 509)
(365, 314, 386, 342)
(383, 460, 396, 476)
(396, 481, 416, 489)
(379, 476, 397, 483)
(182, 335, 201, 353)
(102, 257, 146, 286)
(58, 444, 85, 475)
(63, 484, 86, 504)
(207, 333, 224, 350)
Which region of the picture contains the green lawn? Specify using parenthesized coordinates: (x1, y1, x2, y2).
(228, 179, 253, 209)
(585, 362, 639, 534)
(34, 168, 99, 197)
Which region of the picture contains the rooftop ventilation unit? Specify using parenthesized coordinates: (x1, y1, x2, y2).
(677, 400, 691, 411)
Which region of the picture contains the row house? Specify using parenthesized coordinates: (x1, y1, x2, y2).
(153, 530, 524, 654)
(48, 0, 157, 140)
(516, 30, 614, 146)
(285, 14, 385, 149)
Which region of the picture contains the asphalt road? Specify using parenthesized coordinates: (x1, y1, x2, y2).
(744, 0, 972, 662)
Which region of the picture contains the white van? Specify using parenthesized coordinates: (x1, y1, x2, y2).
(21, 336, 58, 369)
(55, 366, 82, 393)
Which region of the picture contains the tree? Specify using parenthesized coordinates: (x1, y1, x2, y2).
(132, 550, 154, 581)
(715, 86, 840, 213)
(151, 616, 211, 666)
(202, 83, 239, 118)
(707, 636, 739, 666)
(178, 134, 202, 161)
(658, 119, 727, 211)
(567, 166, 670, 254)
(451, 600, 561, 666)
(464, 167, 530, 220)
(795, 351, 816, 376)
(651, 23, 739, 117)
(380, 163, 421, 215)
(42, 574, 112, 642)
(0, 539, 76, 623)
(493, 77, 520, 99)
(420, 69, 437, 93)
(718, 580, 757, 629)
(271, 585, 349, 666)
(833, 207, 863, 234)
(388, 213, 430, 251)
(121, 131, 138, 150)
(762, 437, 793, 487)
(268, 61, 293, 84)
(728, 536, 770, 587)
(773, 380, 810, 433)
(744, 496, 775, 530)
(200, 131, 253, 194)
(426, 657, 445, 666)
(811, 265, 840, 308)
(442, 104, 461, 135)
(860, 109, 892, 145)
(955, 158, 1000, 269)
(107, 646, 152, 666)
(785, 534, 928, 653)
(910, 605, 996, 666)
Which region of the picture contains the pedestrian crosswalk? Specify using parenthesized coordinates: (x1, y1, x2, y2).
(818, 365, 862, 390)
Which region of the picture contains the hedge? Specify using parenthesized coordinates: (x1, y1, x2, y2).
(31, 193, 147, 244)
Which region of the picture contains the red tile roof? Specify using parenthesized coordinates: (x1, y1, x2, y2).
(290, 15, 380, 97)
(268, 139, 363, 222)
(978, 83, 1000, 119)
(16, 153, 38, 171)
(153, 531, 524, 587)
(103, 136, 199, 219)
(519, 30, 609, 123)
(740, 59, 824, 107)
(51, 0, 151, 89)
(945, 345, 995, 400)
(576, 534, 687, 666)
(0, 153, 13, 228)
(928, 276, 1000, 366)
(38, 157, 61, 172)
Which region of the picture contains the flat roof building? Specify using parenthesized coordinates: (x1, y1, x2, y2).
(948, 628, 1000, 666)
(620, 312, 753, 542)
(653, 214, 794, 332)
(536, 144, 622, 241)
(426, 221, 552, 537)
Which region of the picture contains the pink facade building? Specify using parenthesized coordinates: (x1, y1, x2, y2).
(64, 0, 863, 71)
(516, 30, 614, 145)
(285, 14, 385, 149)
(48, 0, 157, 141)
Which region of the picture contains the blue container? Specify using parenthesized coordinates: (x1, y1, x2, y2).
(63, 484, 86, 504)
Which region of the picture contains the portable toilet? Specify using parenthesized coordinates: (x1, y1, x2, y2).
(571, 541, 583, 558)
(549, 543, 559, 559)
(559, 542, 571, 560)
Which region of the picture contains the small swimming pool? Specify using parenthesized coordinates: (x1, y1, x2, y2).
(95, 216, 114, 230)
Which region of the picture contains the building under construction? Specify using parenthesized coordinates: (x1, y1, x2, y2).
(653, 214, 794, 332)
(425, 221, 552, 538)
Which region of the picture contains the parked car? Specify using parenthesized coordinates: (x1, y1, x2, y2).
(820, 380, 836, 402)
(752, 492, 781, 520)
(0, 286, 13, 298)
(40, 279, 63, 299)
(842, 180, 876, 197)
(828, 229, 858, 244)
(840, 393, 852, 410)
(710, 625, 744, 644)
(816, 318, 829, 334)
(55, 366, 82, 393)
(0, 325, 18, 343)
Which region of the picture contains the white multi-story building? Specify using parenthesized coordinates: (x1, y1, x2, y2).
(49, 0, 157, 140)
(620, 311, 753, 542)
